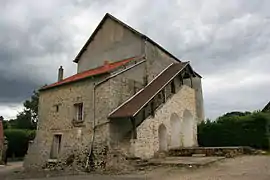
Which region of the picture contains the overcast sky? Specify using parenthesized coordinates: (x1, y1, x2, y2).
(1, 0, 270, 120)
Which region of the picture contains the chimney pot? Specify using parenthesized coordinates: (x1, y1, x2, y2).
(58, 66, 64, 82)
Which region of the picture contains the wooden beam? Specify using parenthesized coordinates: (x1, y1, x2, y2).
(180, 74, 184, 85)
(189, 73, 193, 88)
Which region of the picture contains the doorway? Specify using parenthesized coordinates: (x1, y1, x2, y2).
(158, 124, 168, 151)
(182, 110, 194, 147)
(170, 113, 181, 148)
(50, 134, 62, 159)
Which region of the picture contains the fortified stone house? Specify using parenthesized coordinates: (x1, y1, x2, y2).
(24, 13, 205, 170)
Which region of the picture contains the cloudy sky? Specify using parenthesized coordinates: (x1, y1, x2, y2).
(1, 0, 270, 120)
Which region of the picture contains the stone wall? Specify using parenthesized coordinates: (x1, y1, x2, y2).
(145, 41, 176, 83)
(192, 77, 205, 123)
(24, 59, 147, 171)
(132, 85, 197, 159)
(107, 61, 146, 143)
(77, 18, 144, 73)
(23, 78, 99, 170)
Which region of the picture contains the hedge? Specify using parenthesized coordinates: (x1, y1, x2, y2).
(4, 129, 36, 158)
(198, 112, 270, 150)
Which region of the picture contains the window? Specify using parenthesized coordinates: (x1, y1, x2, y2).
(74, 103, 83, 121)
(50, 134, 62, 159)
(55, 105, 59, 112)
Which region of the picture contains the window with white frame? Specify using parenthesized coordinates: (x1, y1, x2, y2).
(74, 103, 83, 121)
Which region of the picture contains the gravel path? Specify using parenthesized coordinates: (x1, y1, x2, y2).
(1, 155, 270, 180)
(157, 155, 270, 180)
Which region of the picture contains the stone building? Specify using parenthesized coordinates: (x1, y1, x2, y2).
(262, 102, 270, 113)
(24, 13, 205, 170)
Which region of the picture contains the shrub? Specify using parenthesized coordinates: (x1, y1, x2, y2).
(4, 129, 36, 158)
(198, 112, 270, 150)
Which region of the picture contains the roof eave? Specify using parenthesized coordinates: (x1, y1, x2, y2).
(40, 73, 108, 92)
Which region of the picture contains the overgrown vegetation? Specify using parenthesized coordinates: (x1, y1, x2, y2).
(3, 90, 39, 158)
(4, 129, 36, 158)
(198, 111, 270, 150)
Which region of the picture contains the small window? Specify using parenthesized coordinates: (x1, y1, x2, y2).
(74, 103, 83, 121)
(55, 105, 59, 112)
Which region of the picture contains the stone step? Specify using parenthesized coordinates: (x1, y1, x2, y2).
(192, 154, 206, 157)
(168, 147, 249, 157)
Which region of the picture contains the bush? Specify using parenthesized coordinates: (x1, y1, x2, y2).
(198, 112, 270, 150)
(4, 129, 36, 158)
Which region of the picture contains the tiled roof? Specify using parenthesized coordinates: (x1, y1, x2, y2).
(41, 57, 137, 90)
(108, 62, 189, 118)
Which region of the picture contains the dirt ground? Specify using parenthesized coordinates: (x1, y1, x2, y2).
(156, 155, 270, 180)
(1, 155, 270, 180)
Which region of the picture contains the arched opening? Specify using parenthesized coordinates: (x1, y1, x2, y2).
(158, 124, 168, 151)
(182, 110, 195, 147)
(170, 113, 181, 148)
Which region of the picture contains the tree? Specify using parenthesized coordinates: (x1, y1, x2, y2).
(23, 90, 39, 124)
(13, 90, 39, 130)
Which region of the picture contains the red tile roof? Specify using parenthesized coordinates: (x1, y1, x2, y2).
(41, 57, 138, 90)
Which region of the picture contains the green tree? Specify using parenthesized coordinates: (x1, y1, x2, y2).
(13, 90, 39, 130)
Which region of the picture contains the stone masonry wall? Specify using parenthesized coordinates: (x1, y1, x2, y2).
(145, 41, 176, 83)
(132, 85, 197, 159)
(77, 18, 144, 73)
(23, 78, 100, 170)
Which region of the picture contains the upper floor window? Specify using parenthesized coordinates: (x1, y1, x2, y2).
(55, 105, 59, 112)
(74, 103, 83, 121)
(53, 104, 60, 113)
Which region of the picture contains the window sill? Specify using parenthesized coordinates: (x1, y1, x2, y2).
(47, 159, 58, 163)
(72, 119, 85, 127)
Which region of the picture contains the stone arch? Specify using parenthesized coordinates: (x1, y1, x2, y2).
(158, 124, 168, 151)
(182, 109, 195, 147)
(170, 113, 181, 148)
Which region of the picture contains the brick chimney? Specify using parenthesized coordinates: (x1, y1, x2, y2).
(0, 116, 4, 147)
(58, 66, 64, 82)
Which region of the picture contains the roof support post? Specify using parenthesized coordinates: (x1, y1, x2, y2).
(162, 89, 166, 103)
(189, 73, 193, 88)
(131, 117, 137, 139)
(180, 73, 184, 85)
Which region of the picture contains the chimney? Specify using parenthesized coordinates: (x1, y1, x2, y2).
(58, 66, 64, 82)
(104, 60, 110, 68)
